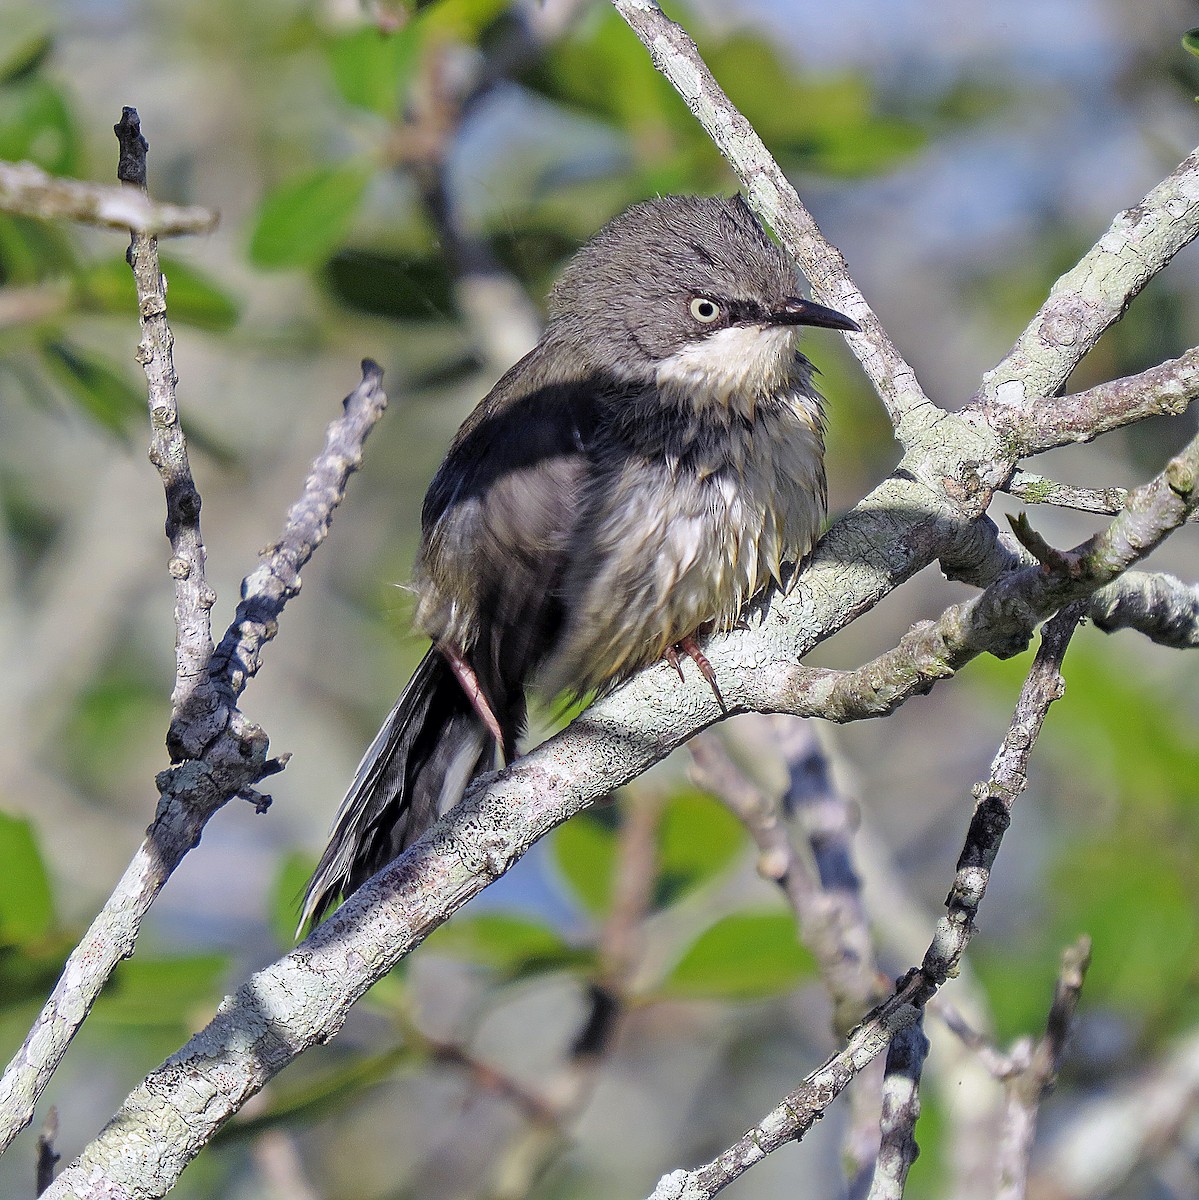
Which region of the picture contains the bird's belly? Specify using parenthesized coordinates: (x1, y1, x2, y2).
(548, 399, 826, 697)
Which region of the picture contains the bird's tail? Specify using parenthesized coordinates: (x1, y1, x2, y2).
(300, 649, 493, 932)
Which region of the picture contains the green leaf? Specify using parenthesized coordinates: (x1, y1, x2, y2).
(420, 0, 511, 41)
(76, 256, 241, 331)
(1184, 28, 1199, 58)
(0, 77, 81, 175)
(700, 36, 925, 176)
(0, 29, 53, 85)
(0, 812, 54, 944)
(94, 954, 227, 1030)
(655, 789, 745, 908)
(40, 339, 144, 437)
(248, 162, 373, 269)
(422, 911, 587, 980)
(323, 248, 456, 321)
(552, 812, 618, 915)
(0, 213, 77, 285)
(326, 23, 423, 116)
(524, 7, 687, 133)
(662, 912, 815, 1000)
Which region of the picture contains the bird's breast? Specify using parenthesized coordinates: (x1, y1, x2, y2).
(546, 384, 827, 696)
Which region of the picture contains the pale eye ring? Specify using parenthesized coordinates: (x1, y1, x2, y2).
(689, 296, 721, 324)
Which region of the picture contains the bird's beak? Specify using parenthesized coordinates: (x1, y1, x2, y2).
(770, 297, 861, 333)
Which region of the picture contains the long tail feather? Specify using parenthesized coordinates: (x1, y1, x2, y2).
(300, 650, 491, 932)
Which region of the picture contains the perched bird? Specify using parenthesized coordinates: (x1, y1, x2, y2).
(302, 194, 858, 927)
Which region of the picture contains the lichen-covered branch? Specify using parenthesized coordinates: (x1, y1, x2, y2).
(0, 156, 217, 235)
(866, 1016, 929, 1200)
(941, 521, 1199, 650)
(968, 151, 1199, 420)
(644, 607, 1081, 1200)
(0, 357, 388, 1155)
(754, 429, 1199, 721)
(1001, 347, 1199, 456)
(611, 0, 933, 439)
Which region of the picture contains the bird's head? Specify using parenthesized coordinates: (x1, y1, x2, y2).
(547, 194, 859, 404)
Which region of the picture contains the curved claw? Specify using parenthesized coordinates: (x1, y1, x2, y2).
(664, 635, 726, 711)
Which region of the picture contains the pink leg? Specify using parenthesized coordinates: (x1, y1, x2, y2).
(439, 644, 505, 747)
(665, 634, 725, 710)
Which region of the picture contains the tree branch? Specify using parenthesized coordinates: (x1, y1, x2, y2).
(1000, 348, 1199, 457)
(644, 606, 1083, 1199)
(750, 428, 1199, 721)
(113, 107, 215, 745)
(994, 935, 1091, 1200)
(866, 1016, 929, 1200)
(0, 157, 217, 235)
(968, 151, 1199, 423)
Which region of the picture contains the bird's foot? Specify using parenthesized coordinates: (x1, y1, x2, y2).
(439, 644, 506, 747)
(664, 635, 726, 710)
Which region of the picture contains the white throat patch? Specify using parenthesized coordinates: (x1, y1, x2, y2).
(655, 324, 802, 415)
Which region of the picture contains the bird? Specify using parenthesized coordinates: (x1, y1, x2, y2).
(301, 194, 859, 928)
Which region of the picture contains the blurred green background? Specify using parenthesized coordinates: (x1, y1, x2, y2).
(1, 1, 1198, 1197)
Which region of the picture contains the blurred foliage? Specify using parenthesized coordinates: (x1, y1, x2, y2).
(0, 815, 227, 1062)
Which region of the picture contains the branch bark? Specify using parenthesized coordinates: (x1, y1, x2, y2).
(645, 606, 1083, 1199)
(0, 157, 217, 235)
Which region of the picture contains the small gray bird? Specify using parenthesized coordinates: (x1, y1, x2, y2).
(302, 194, 858, 927)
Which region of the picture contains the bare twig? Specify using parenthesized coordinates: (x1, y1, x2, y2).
(0, 158, 217, 235)
(0, 359, 387, 1155)
(770, 717, 887, 1195)
(1029, 1027, 1199, 1200)
(691, 721, 889, 1192)
(114, 107, 215, 743)
(488, 790, 662, 1200)
(610, 0, 933, 440)
(1006, 471, 1129, 517)
(998, 348, 1199, 456)
(866, 1016, 929, 1200)
(969, 150, 1199, 421)
(753, 429, 1199, 721)
(644, 606, 1083, 1200)
(994, 936, 1092, 1200)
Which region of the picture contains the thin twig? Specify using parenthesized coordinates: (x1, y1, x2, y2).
(610, 0, 933, 440)
(0, 157, 217, 235)
(644, 605, 1082, 1199)
(1029, 1026, 1199, 1200)
(0, 361, 387, 1155)
(770, 717, 887, 1195)
(866, 1015, 929, 1200)
(0, 117, 387, 1150)
(994, 936, 1092, 1200)
(690, 723, 889, 1192)
(114, 107, 216, 745)
(487, 790, 662, 1200)
(969, 150, 1199, 420)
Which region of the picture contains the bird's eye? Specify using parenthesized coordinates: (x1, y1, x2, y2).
(689, 297, 721, 324)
